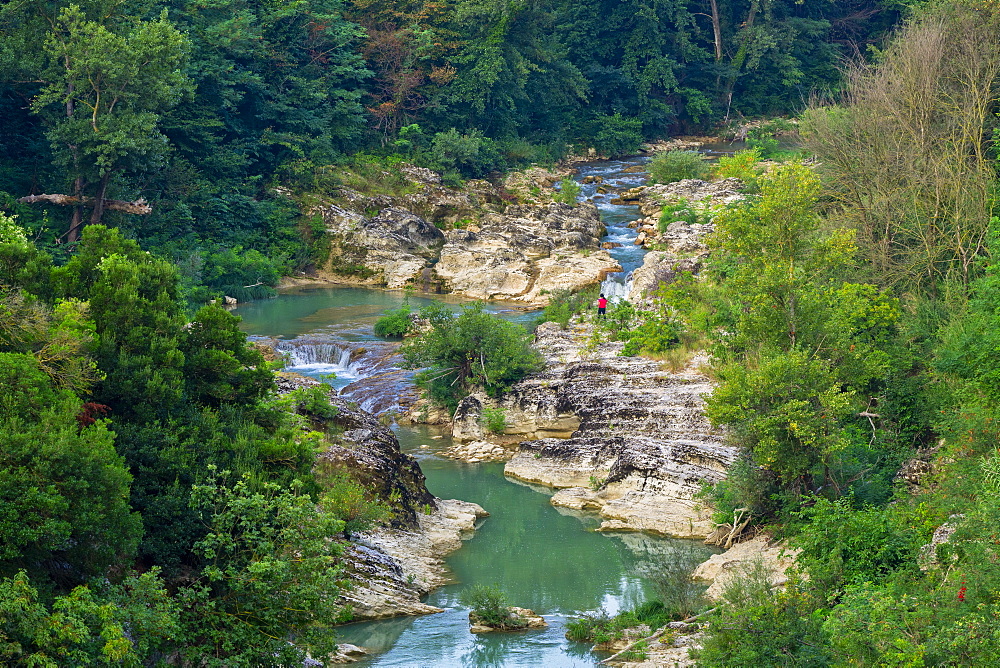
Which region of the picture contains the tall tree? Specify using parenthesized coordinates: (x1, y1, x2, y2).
(26, 4, 191, 242)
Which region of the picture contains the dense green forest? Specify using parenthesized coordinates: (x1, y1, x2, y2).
(0, 0, 904, 300)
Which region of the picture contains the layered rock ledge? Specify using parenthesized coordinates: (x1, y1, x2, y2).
(309, 166, 618, 305)
(276, 375, 489, 621)
(454, 322, 738, 538)
(344, 498, 488, 620)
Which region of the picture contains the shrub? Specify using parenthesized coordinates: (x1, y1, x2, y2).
(539, 285, 600, 328)
(429, 128, 504, 178)
(374, 305, 412, 338)
(791, 497, 921, 596)
(460, 584, 525, 629)
(646, 542, 711, 619)
(318, 471, 393, 538)
(402, 303, 542, 410)
(566, 610, 610, 641)
(693, 563, 829, 667)
(713, 147, 763, 184)
(201, 246, 281, 302)
(649, 151, 710, 184)
(746, 119, 793, 158)
(620, 317, 681, 356)
(657, 198, 702, 232)
(481, 405, 507, 434)
(565, 600, 675, 644)
(553, 177, 582, 205)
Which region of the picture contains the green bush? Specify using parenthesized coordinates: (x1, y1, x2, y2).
(374, 305, 412, 338)
(402, 303, 542, 410)
(460, 583, 525, 629)
(553, 177, 582, 205)
(620, 316, 681, 356)
(481, 405, 507, 434)
(693, 564, 829, 667)
(657, 198, 702, 232)
(565, 610, 611, 642)
(539, 285, 600, 329)
(566, 600, 675, 644)
(318, 471, 393, 538)
(429, 128, 505, 178)
(791, 497, 922, 596)
(746, 120, 794, 158)
(713, 148, 763, 184)
(649, 151, 710, 184)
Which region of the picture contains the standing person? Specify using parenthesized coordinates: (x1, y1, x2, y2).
(597, 293, 608, 318)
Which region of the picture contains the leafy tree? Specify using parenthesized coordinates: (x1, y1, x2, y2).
(30, 5, 191, 240)
(699, 165, 900, 495)
(180, 305, 274, 408)
(0, 353, 141, 585)
(402, 303, 541, 409)
(803, 0, 1000, 292)
(0, 569, 179, 667)
(176, 469, 348, 665)
(707, 349, 855, 489)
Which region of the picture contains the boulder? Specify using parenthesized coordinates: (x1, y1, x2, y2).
(433, 203, 620, 304)
(628, 251, 703, 302)
(691, 535, 800, 600)
(469, 607, 548, 633)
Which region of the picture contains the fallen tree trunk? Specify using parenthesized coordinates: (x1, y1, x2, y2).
(18, 193, 152, 215)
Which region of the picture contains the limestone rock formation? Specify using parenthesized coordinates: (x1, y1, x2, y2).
(316, 202, 445, 289)
(492, 322, 738, 538)
(275, 374, 489, 621)
(344, 498, 489, 621)
(315, 392, 436, 529)
(309, 166, 617, 303)
(433, 203, 620, 303)
(691, 535, 800, 600)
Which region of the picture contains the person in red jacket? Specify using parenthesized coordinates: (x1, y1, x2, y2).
(597, 293, 608, 318)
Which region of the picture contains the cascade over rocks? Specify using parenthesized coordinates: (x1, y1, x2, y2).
(453, 322, 738, 538)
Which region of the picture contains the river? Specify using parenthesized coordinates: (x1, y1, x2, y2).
(232, 158, 717, 666)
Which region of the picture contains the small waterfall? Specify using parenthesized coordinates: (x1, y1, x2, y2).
(272, 336, 416, 414)
(600, 271, 634, 302)
(274, 339, 358, 378)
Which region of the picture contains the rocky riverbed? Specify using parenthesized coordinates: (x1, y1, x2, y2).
(444, 321, 739, 538)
